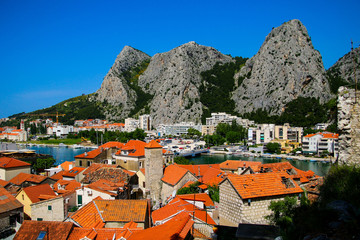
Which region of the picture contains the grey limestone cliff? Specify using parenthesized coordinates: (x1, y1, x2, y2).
(232, 19, 333, 115)
(327, 47, 360, 86)
(138, 41, 233, 125)
(95, 46, 151, 119)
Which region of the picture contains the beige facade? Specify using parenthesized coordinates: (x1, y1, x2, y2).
(274, 123, 303, 143)
(0, 166, 31, 181)
(76, 187, 115, 207)
(201, 125, 216, 136)
(31, 192, 76, 221)
(161, 172, 197, 202)
(136, 170, 146, 198)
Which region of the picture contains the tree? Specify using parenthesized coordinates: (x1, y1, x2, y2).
(207, 185, 219, 202)
(131, 128, 146, 141)
(266, 196, 298, 229)
(266, 142, 281, 154)
(187, 128, 201, 138)
(33, 157, 56, 173)
(177, 182, 201, 195)
(226, 131, 241, 144)
(174, 156, 192, 165)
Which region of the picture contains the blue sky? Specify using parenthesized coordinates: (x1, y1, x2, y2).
(1, 0, 359, 118)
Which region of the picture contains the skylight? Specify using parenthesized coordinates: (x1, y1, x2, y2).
(36, 231, 47, 240)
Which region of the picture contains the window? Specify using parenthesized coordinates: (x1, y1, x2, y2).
(79, 160, 82, 166)
(87, 161, 91, 167)
(22, 194, 24, 200)
(36, 231, 46, 240)
(48, 205, 52, 210)
(37, 218, 43, 221)
(143, 182, 145, 188)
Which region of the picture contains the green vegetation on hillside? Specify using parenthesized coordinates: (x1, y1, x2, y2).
(121, 59, 153, 116)
(24, 94, 104, 125)
(199, 57, 248, 123)
(243, 97, 338, 130)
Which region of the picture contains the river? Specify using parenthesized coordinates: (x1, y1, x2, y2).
(19, 145, 331, 176)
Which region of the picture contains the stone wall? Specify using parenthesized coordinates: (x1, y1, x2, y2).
(31, 197, 64, 221)
(219, 179, 298, 226)
(338, 87, 360, 165)
(161, 172, 197, 202)
(145, 147, 163, 203)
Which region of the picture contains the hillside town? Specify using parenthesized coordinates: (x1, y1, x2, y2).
(0, 108, 344, 240)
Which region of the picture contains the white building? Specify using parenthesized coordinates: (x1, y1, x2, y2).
(158, 122, 202, 137)
(302, 132, 339, 156)
(124, 118, 140, 132)
(0, 129, 28, 142)
(314, 123, 330, 130)
(139, 114, 151, 131)
(248, 124, 275, 145)
(47, 125, 74, 137)
(206, 112, 237, 126)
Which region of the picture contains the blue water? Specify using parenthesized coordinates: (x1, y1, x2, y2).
(19, 145, 331, 176)
(18, 145, 90, 165)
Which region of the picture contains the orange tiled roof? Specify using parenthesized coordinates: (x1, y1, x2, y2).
(178, 164, 221, 178)
(59, 161, 75, 171)
(75, 148, 102, 159)
(161, 164, 190, 186)
(13, 221, 74, 240)
(62, 167, 85, 177)
(53, 179, 81, 193)
(116, 140, 147, 157)
(129, 212, 193, 240)
(82, 163, 116, 176)
(22, 184, 56, 203)
(70, 199, 148, 228)
(81, 167, 132, 184)
(51, 170, 66, 180)
(201, 167, 226, 186)
(226, 172, 303, 199)
(0, 187, 23, 212)
(152, 197, 216, 225)
(177, 193, 215, 207)
(9, 172, 47, 185)
(304, 132, 339, 139)
(87, 179, 124, 196)
(139, 168, 145, 175)
(0, 157, 31, 169)
(99, 141, 125, 149)
(145, 140, 163, 148)
(0, 179, 9, 187)
(219, 160, 261, 171)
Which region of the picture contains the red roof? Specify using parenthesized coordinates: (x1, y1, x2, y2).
(53, 179, 81, 193)
(161, 164, 191, 186)
(21, 184, 56, 203)
(177, 164, 221, 178)
(62, 167, 85, 177)
(10, 172, 47, 185)
(14, 221, 74, 240)
(0, 157, 31, 169)
(75, 148, 102, 159)
(152, 197, 216, 225)
(0, 187, 23, 212)
(51, 170, 66, 180)
(304, 132, 339, 139)
(177, 193, 215, 207)
(116, 140, 147, 157)
(69, 199, 148, 228)
(0, 179, 9, 187)
(129, 212, 193, 240)
(82, 163, 116, 175)
(59, 161, 75, 171)
(220, 160, 261, 171)
(225, 172, 303, 199)
(99, 141, 125, 149)
(145, 140, 163, 149)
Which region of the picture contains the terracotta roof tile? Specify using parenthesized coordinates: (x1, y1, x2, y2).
(129, 212, 193, 240)
(99, 141, 125, 149)
(219, 160, 261, 171)
(22, 184, 56, 203)
(178, 164, 221, 178)
(145, 140, 163, 148)
(0, 187, 23, 212)
(0, 157, 31, 169)
(81, 167, 131, 184)
(161, 164, 190, 186)
(226, 172, 303, 199)
(59, 161, 75, 171)
(116, 140, 147, 157)
(182, 180, 195, 188)
(62, 167, 85, 177)
(82, 163, 116, 176)
(51, 170, 66, 180)
(0, 179, 9, 187)
(152, 197, 216, 225)
(13, 221, 73, 240)
(69, 199, 148, 228)
(75, 148, 102, 159)
(9, 172, 47, 185)
(177, 193, 215, 207)
(201, 167, 226, 186)
(53, 179, 81, 193)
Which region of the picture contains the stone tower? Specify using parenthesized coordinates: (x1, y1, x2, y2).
(144, 140, 164, 205)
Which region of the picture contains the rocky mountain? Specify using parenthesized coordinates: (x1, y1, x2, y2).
(95, 46, 151, 120)
(232, 19, 333, 115)
(138, 41, 233, 124)
(327, 46, 360, 93)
